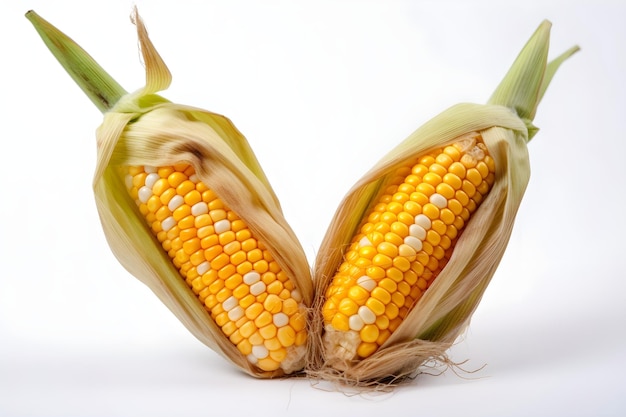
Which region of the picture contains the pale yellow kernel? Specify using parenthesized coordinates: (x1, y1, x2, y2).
(269, 347, 288, 363)
(248, 331, 264, 346)
(263, 294, 283, 314)
(240, 321, 259, 339)
(256, 358, 280, 371)
(223, 240, 241, 256)
(263, 338, 282, 353)
(255, 311, 273, 328)
(282, 299, 299, 316)
(245, 303, 263, 320)
(277, 326, 296, 347)
(209, 209, 227, 222)
(229, 330, 244, 345)
(259, 324, 277, 339)
(237, 339, 253, 356)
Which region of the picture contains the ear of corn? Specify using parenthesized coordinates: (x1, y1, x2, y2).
(27, 8, 312, 377)
(310, 21, 578, 383)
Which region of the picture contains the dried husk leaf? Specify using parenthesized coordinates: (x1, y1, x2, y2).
(309, 21, 578, 385)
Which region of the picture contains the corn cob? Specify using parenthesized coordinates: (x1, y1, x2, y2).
(125, 163, 307, 371)
(322, 136, 495, 361)
(27, 8, 312, 377)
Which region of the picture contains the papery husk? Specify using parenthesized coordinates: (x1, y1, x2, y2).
(28, 9, 312, 378)
(308, 21, 578, 385)
(309, 105, 528, 384)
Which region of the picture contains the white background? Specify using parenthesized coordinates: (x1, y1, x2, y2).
(2, 0, 625, 416)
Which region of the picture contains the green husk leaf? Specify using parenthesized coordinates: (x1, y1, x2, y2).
(25, 10, 126, 112)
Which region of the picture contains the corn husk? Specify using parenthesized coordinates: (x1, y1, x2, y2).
(308, 21, 579, 385)
(27, 9, 312, 378)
